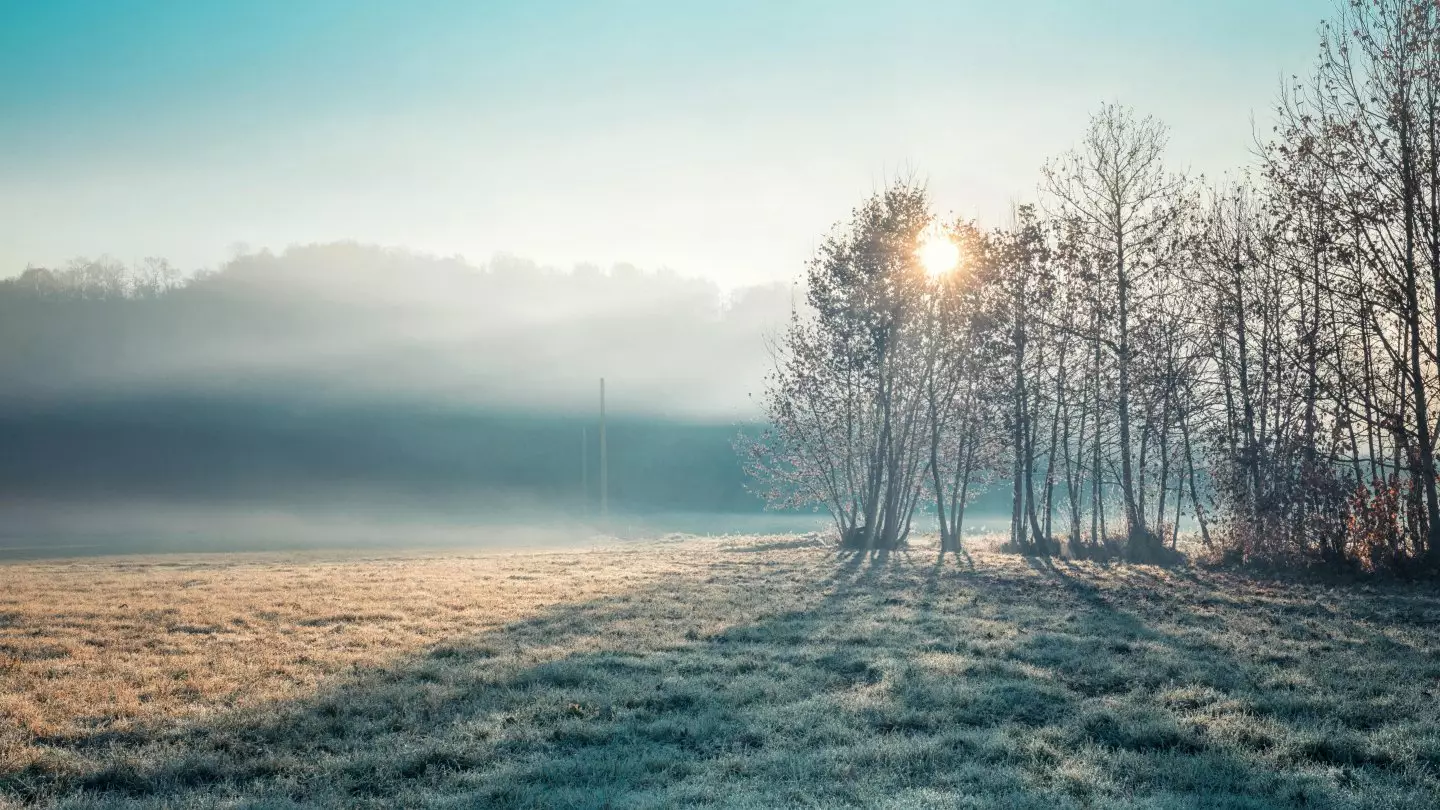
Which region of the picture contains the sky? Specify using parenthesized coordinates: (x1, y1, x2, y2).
(0, 0, 1330, 289)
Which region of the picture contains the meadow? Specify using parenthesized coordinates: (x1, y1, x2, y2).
(1, 535, 1438, 809)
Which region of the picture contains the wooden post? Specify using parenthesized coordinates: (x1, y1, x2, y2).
(600, 378, 608, 518)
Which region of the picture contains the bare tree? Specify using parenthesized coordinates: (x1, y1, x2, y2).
(1043, 104, 1190, 554)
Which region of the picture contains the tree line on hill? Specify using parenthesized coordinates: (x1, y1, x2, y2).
(746, 1, 1440, 575)
(0, 243, 789, 418)
(0, 244, 798, 519)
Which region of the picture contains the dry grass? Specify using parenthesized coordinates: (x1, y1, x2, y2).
(1, 536, 1438, 808)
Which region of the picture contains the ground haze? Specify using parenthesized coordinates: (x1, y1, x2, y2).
(2, 536, 1438, 808)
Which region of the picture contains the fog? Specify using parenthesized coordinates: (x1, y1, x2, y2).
(0, 499, 844, 561)
(0, 245, 813, 557)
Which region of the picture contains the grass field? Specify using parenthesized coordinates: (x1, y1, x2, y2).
(2, 535, 1439, 809)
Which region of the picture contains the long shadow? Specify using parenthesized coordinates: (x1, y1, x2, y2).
(11, 546, 1440, 808)
(1010, 554, 1440, 803)
(18, 550, 894, 808)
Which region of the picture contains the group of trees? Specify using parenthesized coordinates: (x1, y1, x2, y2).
(747, 0, 1440, 574)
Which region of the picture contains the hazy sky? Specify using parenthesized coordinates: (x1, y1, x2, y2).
(1, 0, 1328, 288)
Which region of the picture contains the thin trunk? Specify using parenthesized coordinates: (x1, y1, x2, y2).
(1179, 402, 1212, 548)
(1116, 225, 1144, 539)
(1044, 341, 1069, 545)
(1402, 117, 1440, 561)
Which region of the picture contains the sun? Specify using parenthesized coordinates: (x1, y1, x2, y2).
(917, 233, 960, 279)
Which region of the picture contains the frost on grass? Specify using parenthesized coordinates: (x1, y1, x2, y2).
(1, 538, 1438, 809)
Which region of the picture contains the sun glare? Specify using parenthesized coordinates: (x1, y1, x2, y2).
(918, 234, 960, 279)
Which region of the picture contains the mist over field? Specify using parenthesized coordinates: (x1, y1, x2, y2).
(0, 246, 862, 555)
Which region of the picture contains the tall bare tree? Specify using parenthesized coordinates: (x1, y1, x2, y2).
(1043, 104, 1190, 553)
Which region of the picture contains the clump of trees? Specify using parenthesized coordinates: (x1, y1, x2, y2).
(747, 0, 1440, 575)
(740, 182, 991, 553)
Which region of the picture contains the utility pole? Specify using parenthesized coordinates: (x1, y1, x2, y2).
(581, 425, 588, 514)
(599, 377, 608, 518)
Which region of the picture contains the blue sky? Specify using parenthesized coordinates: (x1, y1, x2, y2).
(0, 0, 1329, 287)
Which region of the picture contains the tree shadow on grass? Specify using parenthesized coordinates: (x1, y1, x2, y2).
(15, 547, 1440, 809)
(1003, 554, 1440, 806)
